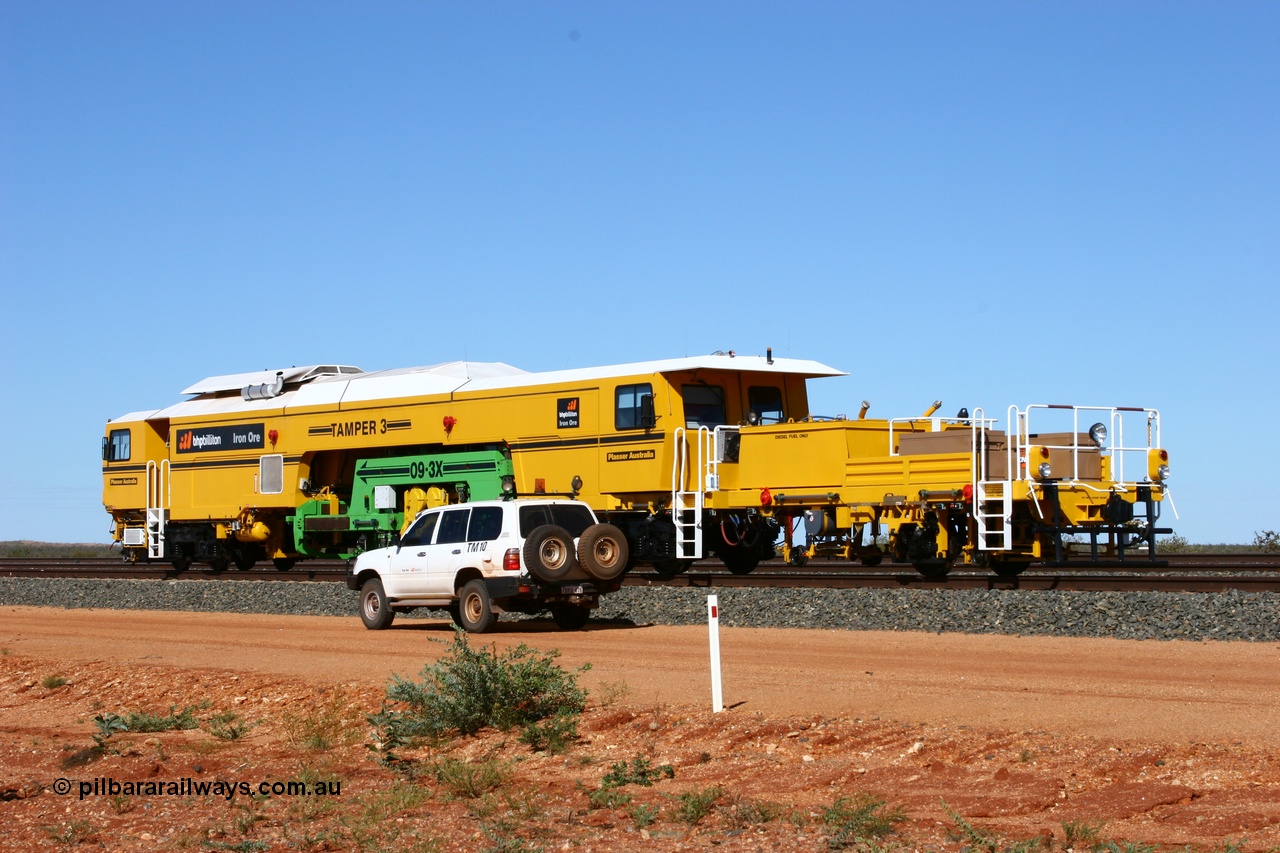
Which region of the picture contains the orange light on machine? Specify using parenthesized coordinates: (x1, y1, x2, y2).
(1028, 445, 1052, 479)
(268, 429, 278, 446)
(1148, 448, 1170, 481)
(962, 483, 973, 503)
(442, 415, 457, 434)
(759, 488, 772, 506)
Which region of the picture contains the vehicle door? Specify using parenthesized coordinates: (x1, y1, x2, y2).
(424, 507, 472, 595)
(384, 511, 440, 596)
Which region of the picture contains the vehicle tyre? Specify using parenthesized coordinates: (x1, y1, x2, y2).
(577, 524, 629, 581)
(359, 578, 395, 630)
(551, 603, 591, 631)
(523, 525, 579, 583)
(457, 579, 497, 633)
(447, 601, 463, 628)
(651, 559, 692, 579)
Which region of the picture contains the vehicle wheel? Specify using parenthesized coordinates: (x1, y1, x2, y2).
(170, 545, 192, 572)
(651, 559, 692, 579)
(447, 601, 463, 628)
(990, 557, 1030, 578)
(551, 603, 590, 630)
(523, 525, 579, 583)
(788, 548, 809, 568)
(860, 554, 883, 567)
(722, 549, 760, 575)
(208, 556, 229, 572)
(577, 523, 629, 581)
(359, 578, 395, 630)
(913, 559, 950, 580)
(273, 557, 296, 571)
(232, 548, 256, 571)
(457, 579, 496, 633)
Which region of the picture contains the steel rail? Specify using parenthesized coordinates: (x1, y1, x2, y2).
(2, 555, 1277, 592)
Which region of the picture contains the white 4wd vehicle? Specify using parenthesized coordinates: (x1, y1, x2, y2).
(346, 499, 629, 633)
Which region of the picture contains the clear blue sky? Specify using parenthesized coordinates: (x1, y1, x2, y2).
(1, 1, 1276, 544)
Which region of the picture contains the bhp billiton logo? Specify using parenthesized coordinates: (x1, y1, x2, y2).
(566, 399, 577, 411)
(177, 431, 192, 451)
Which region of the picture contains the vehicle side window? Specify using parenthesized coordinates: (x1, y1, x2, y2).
(548, 504, 596, 537)
(436, 508, 471, 544)
(105, 429, 131, 462)
(615, 383, 653, 430)
(400, 512, 439, 547)
(748, 386, 785, 424)
(468, 507, 504, 542)
(682, 384, 726, 428)
(518, 505, 551, 537)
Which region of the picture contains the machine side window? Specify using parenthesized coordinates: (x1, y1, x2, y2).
(105, 429, 131, 462)
(436, 508, 471, 544)
(682, 384, 727, 428)
(467, 506, 504, 542)
(747, 386, 785, 424)
(615, 383, 654, 430)
(400, 512, 439, 547)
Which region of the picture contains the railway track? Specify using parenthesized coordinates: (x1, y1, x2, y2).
(3, 554, 1278, 593)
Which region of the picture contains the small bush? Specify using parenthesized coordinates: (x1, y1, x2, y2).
(630, 803, 659, 828)
(823, 793, 905, 849)
(282, 690, 364, 751)
(124, 704, 202, 733)
(600, 754, 674, 789)
(205, 710, 258, 741)
(372, 632, 589, 749)
(432, 757, 510, 799)
(518, 709, 578, 754)
(1255, 530, 1280, 552)
(42, 675, 68, 689)
(673, 786, 723, 825)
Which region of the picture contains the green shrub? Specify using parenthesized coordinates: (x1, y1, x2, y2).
(518, 709, 578, 754)
(373, 632, 589, 749)
(205, 710, 258, 741)
(673, 786, 723, 825)
(124, 703, 202, 733)
(823, 793, 905, 849)
(42, 675, 68, 689)
(600, 754, 674, 789)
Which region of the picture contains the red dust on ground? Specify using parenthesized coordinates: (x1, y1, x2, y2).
(1, 605, 1278, 851)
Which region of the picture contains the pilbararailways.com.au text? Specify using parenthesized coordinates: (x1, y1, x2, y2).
(53, 776, 341, 801)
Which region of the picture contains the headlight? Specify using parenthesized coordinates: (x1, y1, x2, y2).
(1157, 464, 1170, 481)
(1089, 422, 1108, 446)
(1037, 462, 1053, 479)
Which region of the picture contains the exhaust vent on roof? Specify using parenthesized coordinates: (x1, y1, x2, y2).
(242, 371, 285, 401)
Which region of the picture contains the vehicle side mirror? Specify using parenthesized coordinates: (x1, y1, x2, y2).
(639, 394, 656, 429)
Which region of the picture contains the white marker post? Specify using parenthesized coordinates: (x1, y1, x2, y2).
(708, 594, 724, 712)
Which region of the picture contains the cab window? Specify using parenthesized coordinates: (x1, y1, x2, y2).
(104, 429, 131, 462)
(519, 504, 596, 538)
(748, 386, 785, 424)
(615, 383, 653, 430)
(436, 508, 471, 544)
(467, 506, 504, 542)
(682, 384, 726, 428)
(401, 512, 439, 547)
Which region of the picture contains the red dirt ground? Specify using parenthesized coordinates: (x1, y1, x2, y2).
(1, 605, 1278, 851)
